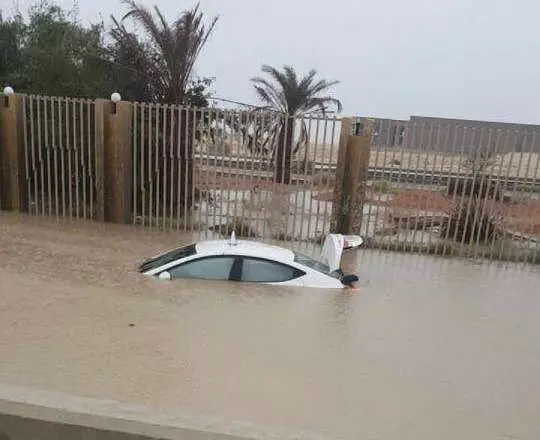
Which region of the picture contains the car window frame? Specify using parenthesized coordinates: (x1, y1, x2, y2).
(237, 256, 305, 283)
(162, 255, 238, 281)
(139, 243, 197, 273)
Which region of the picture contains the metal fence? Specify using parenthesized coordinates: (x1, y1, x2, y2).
(22, 95, 97, 219)
(358, 118, 540, 263)
(131, 104, 342, 242)
(13, 95, 540, 264)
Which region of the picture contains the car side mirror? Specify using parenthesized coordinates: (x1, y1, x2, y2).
(158, 271, 171, 280)
(341, 274, 358, 285)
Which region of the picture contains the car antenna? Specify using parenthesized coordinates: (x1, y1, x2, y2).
(229, 230, 237, 246)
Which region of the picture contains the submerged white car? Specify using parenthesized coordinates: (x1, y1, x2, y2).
(139, 233, 362, 289)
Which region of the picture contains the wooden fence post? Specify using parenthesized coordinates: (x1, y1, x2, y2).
(331, 118, 372, 235)
(0, 94, 28, 212)
(96, 99, 133, 224)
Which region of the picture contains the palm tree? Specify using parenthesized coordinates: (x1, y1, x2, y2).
(111, 0, 218, 104)
(110, 0, 218, 215)
(251, 65, 342, 183)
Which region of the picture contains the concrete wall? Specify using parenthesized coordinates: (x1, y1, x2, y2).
(0, 383, 329, 440)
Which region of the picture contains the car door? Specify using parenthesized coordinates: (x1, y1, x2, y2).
(238, 257, 305, 286)
(164, 255, 237, 281)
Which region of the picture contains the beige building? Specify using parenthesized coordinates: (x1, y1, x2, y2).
(356, 116, 540, 153)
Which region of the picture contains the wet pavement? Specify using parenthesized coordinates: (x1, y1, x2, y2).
(0, 212, 539, 440)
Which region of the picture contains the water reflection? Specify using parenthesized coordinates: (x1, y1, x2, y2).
(1, 212, 540, 440)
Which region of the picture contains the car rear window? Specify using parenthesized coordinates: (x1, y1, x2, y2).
(139, 243, 197, 273)
(293, 251, 331, 274)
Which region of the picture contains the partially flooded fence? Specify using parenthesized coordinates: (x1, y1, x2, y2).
(356, 117, 540, 263)
(1, 93, 539, 264)
(131, 103, 343, 242)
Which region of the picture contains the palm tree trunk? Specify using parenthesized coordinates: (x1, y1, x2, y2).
(275, 115, 294, 184)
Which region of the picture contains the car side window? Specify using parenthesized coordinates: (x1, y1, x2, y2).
(166, 256, 236, 281)
(240, 257, 304, 283)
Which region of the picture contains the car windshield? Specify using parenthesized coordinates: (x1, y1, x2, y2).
(293, 251, 331, 275)
(139, 243, 197, 272)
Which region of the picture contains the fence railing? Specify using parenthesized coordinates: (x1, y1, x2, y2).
(1, 94, 538, 264)
(130, 103, 342, 241)
(357, 118, 540, 264)
(22, 95, 98, 219)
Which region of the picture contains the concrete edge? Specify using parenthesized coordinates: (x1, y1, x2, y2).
(0, 383, 335, 440)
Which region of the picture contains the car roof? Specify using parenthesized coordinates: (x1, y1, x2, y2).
(195, 239, 295, 263)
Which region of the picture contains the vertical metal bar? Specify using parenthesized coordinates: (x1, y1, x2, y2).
(443, 125, 467, 255)
(252, 110, 263, 239)
(298, 115, 310, 242)
(44, 97, 52, 216)
(80, 100, 87, 219)
(423, 123, 437, 251)
(161, 105, 168, 229)
(469, 127, 491, 259)
(88, 101, 95, 219)
(260, 112, 270, 241)
(497, 129, 518, 261)
(409, 121, 427, 253)
(175, 106, 182, 231)
(60, 98, 67, 218)
(140, 104, 147, 227)
(36, 97, 45, 215)
(190, 107, 198, 234)
(321, 117, 337, 239)
(467, 127, 488, 258)
(486, 129, 504, 260)
(167, 104, 175, 230)
(195, 107, 203, 237)
(148, 104, 155, 227)
(220, 109, 229, 233)
(436, 123, 449, 254)
(291, 115, 304, 241)
(22, 96, 31, 212)
(365, 120, 382, 247)
(387, 120, 409, 252)
(313, 117, 324, 240)
(203, 109, 210, 235)
(512, 131, 531, 264)
(375, 121, 391, 251)
(507, 129, 526, 261)
(66, 99, 74, 217)
(240, 110, 249, 233)
(307, 117, 321, 241)
(182, 106, 189, 231)
(458, 128, 480, 255)
(29, 96, 38, 215)
(51, 97, 59, 216)
(154, 104, 161, 228)
(235, 110, 244, 237)
(151, 104, 156, 227)
(399, 120, 417, 252)
(73, 100, 80, 218)
(132, 102, 138, 224)
(436, 123, 450, 255)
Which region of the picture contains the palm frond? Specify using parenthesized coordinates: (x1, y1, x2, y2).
(251, 64, 341, 117)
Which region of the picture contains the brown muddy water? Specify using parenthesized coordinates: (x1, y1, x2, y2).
(0, 212, 539, 440)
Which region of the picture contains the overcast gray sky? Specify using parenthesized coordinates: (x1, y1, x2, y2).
(9, 0, 540, 123)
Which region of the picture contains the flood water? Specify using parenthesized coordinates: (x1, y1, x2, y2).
(0, 212, 539, 440)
